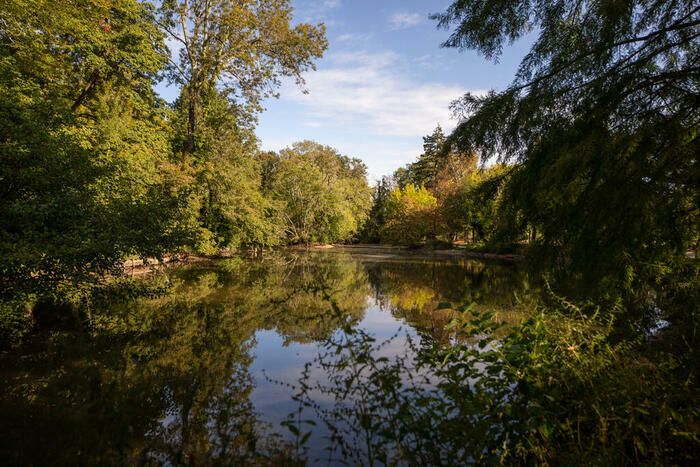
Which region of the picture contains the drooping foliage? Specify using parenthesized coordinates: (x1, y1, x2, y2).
(433, 0, 700, 288)
(439, 164, 511, 243)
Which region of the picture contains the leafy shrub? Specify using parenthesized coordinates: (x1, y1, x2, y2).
(0, 299, 33, 349)
(287, 296, 700, 464)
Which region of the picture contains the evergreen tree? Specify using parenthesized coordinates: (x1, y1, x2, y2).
(361, 177, 395, 243)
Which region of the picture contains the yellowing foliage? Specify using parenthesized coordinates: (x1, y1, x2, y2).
(380, 184, 438, 245)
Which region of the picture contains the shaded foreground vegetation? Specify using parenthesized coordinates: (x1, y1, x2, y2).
(288, 290, 700, 465)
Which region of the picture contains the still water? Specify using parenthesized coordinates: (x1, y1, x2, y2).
(0, 247, 535, 465)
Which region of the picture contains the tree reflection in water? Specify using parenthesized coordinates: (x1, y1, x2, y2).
(0, 249, 534, 465)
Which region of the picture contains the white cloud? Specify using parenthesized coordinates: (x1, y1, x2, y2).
(336, 32, 372, 44)
(389, 12, 422, 30)
(260, 50, 486, 179)
(283, 50, 474, 138)
(297, 0, 341, 22)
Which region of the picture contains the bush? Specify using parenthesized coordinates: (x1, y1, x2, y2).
(0, 299, 33, 349)
(287, 293, 700, 464)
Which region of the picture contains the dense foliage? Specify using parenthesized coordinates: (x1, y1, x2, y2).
(0, 0, 200, 301)
(380, 184, 438, 246)
(0, 0, 377, 343)
(266, 141, 372, 245)
(368, 125, 513, 248)
(433, 0, 699, 290)
(288, 286, 700, 465)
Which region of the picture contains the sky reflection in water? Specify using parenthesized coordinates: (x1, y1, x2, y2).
(0, 247, 536, 464)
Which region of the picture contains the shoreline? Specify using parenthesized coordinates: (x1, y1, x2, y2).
(290, 244, 525, 262)
(123, 244, 524, 275)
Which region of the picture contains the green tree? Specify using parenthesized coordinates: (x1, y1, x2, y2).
(440, 165, 510, 243)
(155, 1, 327, 251)
(361, 176, 395, 243)
(394, 125, 448, 189)
(433, 0, 700, 291)
(268, 141, 372, 244)
(156, 0, 327, 153)
(0, 0, 198, 301)
(177, 90, 282, 251)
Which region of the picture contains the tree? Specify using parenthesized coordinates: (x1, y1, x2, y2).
(268, 142, 372, 245)
(0, 0, 199, 300)
(433, 0, 700, 290)
(439, 165, 511, 244)
(156, 0, 327, 153)
(394, 125, 448, 189)
(176, 89, 282, 251)
(154, 1, 327, 251)
(380, 185, 438, 246)
(361, 177, 395, 243)
(413, 125, 447, 189)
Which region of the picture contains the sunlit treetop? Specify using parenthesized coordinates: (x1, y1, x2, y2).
(156, 0, 328, 151)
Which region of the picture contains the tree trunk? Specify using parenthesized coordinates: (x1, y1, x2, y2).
(71, 71, 100, 112)
(529, 226, 537, 243)
(187, 88, 197, 153)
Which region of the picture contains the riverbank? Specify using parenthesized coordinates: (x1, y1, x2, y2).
(293, 244, 525, 262)
(123, 244, 525, 276)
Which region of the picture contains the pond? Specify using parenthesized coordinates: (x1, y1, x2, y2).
(0, 246, 537, 465)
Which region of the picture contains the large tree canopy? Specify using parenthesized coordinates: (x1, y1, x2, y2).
(434, 0, 700, 289)
(267, 141, 372, 245)
(156, 0, 327, 152)
(0, 0, 199, 299)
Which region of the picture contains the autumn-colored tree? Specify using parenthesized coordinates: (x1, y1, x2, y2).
(381, 185, 438, 246)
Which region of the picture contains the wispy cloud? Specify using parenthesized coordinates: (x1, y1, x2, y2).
(389, 12, 422, 30)
(297, 0, 342, 22)
(336, 32, 372, 44)
(282, 50, 475, 137)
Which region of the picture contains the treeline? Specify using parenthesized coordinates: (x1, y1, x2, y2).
(362, 125, 513, 248)
(0, 0, 374, 305)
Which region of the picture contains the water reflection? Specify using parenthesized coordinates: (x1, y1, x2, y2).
(0, 248, 536, 464)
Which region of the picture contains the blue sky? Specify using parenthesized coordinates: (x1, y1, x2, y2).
(156, 0, 532, 181)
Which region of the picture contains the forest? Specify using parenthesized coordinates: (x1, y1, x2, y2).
(1, 0, 699, 464)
